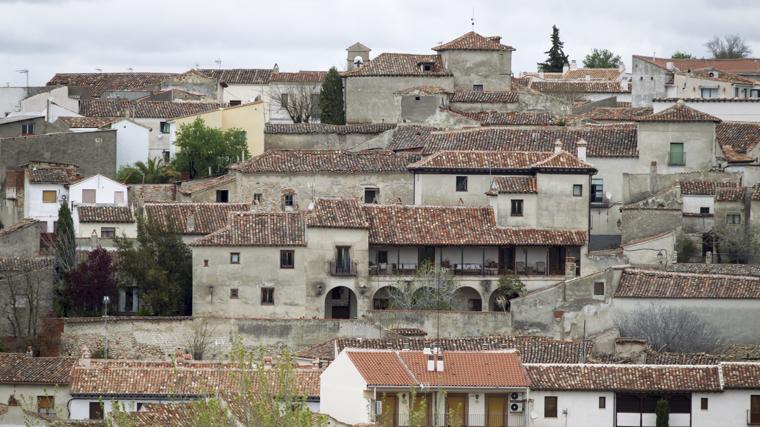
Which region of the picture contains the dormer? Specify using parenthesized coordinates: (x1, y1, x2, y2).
(419, 61, 435, 73)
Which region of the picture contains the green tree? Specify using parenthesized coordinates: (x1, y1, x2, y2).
(538, 25, 569, 72)
(388, 262, 457, 310)
(114, 215, 192, 315)
(116, 158, 179, 184)
(671, 51, 693, 59)
(655, 398, 669, 427)
(583, 48, 622, 69)
(491, 273, 526, 312)
(675, 234, 698, 263)
(319, 67, 345, 125)
(706, 35, 751, 59)
(173, 118, 249, 179)
(53, 202, 76, 316)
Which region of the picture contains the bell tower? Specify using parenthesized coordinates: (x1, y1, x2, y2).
(346, 42, 371, 71)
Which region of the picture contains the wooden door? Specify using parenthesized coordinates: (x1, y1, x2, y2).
(446, 394, 467, 427)
(377, 394, 397, 427)
(410, 394, 431, 427)
(751, 395, 760, 424)
(486, 395, 506, 427)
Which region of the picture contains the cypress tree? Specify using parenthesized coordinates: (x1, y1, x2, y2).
(54, 201, 77, 316)
(655, 399, 669, 427)
(538, 25, 570, 72)
(319, 67, 345, 125)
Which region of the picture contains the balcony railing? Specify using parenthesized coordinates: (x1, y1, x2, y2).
(369, 262, 565, 277)
(329, 261, 357, 276)
(393, 412, 526, 427)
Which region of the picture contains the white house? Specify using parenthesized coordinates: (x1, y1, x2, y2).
(68, 174, 128, 207)
(320, 348, 531, 427)
(73, 205, 136, 240)
(57, 117, 152, 169)
(21, 163, 79, 232)
(0, 353, 77, 420)
(653, 98, 760, 123)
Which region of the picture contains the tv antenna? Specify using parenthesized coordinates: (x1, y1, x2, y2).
(16, 69, 28, 88)
(214, 59, 222, 69)
(470, 8, 475, 30)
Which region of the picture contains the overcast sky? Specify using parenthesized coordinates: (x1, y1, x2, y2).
(2, 0, 760, 86)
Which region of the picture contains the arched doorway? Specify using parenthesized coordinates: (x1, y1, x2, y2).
(489, 288, 520, 312)
(372, 286, 402, 310)
(325, 286, 357, 319)
(452, 286, 483, 311)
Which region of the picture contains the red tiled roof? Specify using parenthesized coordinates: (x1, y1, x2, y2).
(77, 205, 134, 223)
(195, 68, 272, 85)
(754, 184, 760, 201)
(387, 125, 440, 152)
(721, 363, 760, 389)
(680, 180, 740, 196)
(0, 256, 54, 272)
(530, 81, 628, 94)
(422, 125, 638, 158)
(306, 198, 369, 229)
(637, 102, 721, 123)
(716, 186, 745, 202)
(491, 176, 537, 194)
(46, 72, 174, 95)
(654, 97, 760, 103)
(0, 353, 77, 385)
(685, 69, 756, 85)
(362, 205, 586, 246)
(408, 150, 595, 173)
(450, 90, 519, 103)
(716, 122, 760, 163)
(0, 218, 41, 238)
(264, 123, 396, 135)
(57, 116, 117, 129)
(28, 166, 79, 184)
(144, 202, 250, 235)
(347, 350, 530, 388)
(563, 68, 623, 80)
(614, 269, 760, 299)
(450, 110, 554, 126)
(432, 31, 514, 52)
(229, 150, 412, 174)
(177, 174, 235, 195)
(189, 212, 306, 247)
(79, 99, 221, 119)
(634, 55, 760, 75)
(590, 107, 653, 121)
(270, 71, 327, 83)
(525, 364, 721, 392)
(344, 53, 450, 77)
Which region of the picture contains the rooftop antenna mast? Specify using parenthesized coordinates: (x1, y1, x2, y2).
(16, 69, 29, 89)
(214, 59, 222, 69)
(470, 8, 475, 30)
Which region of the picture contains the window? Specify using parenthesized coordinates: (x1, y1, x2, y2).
(253, 193, 262, 204)
(598, 396, 606, 409)
(114, 191, 125, 205)
(89, 402, 104, 420)
(364, 187, 379, 204)
(230, 288, 239, 299)
(414, 96, 421, 101)
(700, 397, 708, 410)
(160, 121, 170, 134)
(421, 63, 433, 72)
(377, 250, 388, 264)
(669, 143, 685, 166)
(700, 207, 710, 214)
(700, 87, 719, 98)
(473, 84, 484, 92)
(751, 395, 760, 424)
(544, 396, 558, 418)
(42, 190, 57, 203)
(455, 176, 468, 192)
(284, 193, 294, 208)
(230, 252, 240, 264)
(752, 89, 760, 99)
(280, 93, 289, 109)
(591, 178, 604, 203)
(162, 150, 171, 163)
(510, 199, 524, 216)
(727, 213, 742, 225)
(100, 227, 116, 239)
(335, 246, 352, 274)
(203, 259, 208, 267)
(280, 250, 294, 269)
(37, 396, 54, 416)
(261, 287, 275, 305)
(21, 123, 34, 136)
(216, 189, 229, 203)
(331, 287, 343, 300)
(229, 100, 242, 106)
(572, 184, 583, 197)
(593, 281, 605, 296)
(82, 189, 96, 204)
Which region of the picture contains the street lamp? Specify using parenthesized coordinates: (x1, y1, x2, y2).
(102, 295, 110, 359)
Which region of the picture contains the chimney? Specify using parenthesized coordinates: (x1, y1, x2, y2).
(585, 74, 591, 81)
(562, 64, 569, 74)
(186, 214, 195, 233)
(435, 348, 444, 372)
(570, 60, 577, 71)
(79, 346, 91, 368)
(576, 139, 588, 162)
(554, 139, 563, 154)
(538, 71, 544, 79)
(26, 346, 33, 357)
(665, 61, 674, 71)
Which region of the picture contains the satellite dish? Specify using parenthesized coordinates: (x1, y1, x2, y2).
(605, 191, 612, 200)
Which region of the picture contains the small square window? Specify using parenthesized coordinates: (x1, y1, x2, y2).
(593, 281, 605, 296)
(253, 193, 262, 204)
(42, 190, 57, 204)
(37, 396, 54, 416)
(280, 250, 294, 269)
(229, 100, 242, 106)
(544, 396, 558, 418)
(700, 397, 708, 410)
(230, 252, 240, 264)
(160, 121, 170, 134)
(700, 207, 710, 214)
(473, 84, 484, 92)
(511, 199, 524, 216)
(230, 288, 239, 299)
(100, 227, 116, 239)
(280, 93, 289, 109)
(727, 213, 742, 225)
(89, 402, 104, 420)
(599, 396, 606, 409)
(203, 259, 209, 267)
(82, 189, 96, 204)
(414, 96, 421, 101)
(21, 123, 34, 136)
(455, 176, 468, 192)
(364, 188, 379, 204)
(284, 193, 294, 207)
(261, 287, 275, 305)
(162, 150, 171, 163)
(669, 143, 685, 166)
(572, 184, 583, 197)
(216, 190, 229, 203)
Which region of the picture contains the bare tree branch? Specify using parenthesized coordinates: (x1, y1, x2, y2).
(615, 305, 724, 353)
(269, 83, 321, 123)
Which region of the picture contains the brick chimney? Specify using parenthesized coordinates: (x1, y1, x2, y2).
(554, 139, 563, 154)
(576, 139, 587, 162)
(79, 346, 91, 368)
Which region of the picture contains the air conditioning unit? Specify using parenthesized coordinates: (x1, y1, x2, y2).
(510, 392, 525, 402)
(509, 402, 524, 413)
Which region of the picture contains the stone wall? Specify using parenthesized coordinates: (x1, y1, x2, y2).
(622, 170, 741, 204)
(264, 132, 390, 151)
(0, 221, 45, 256)
(0, 117, 68, 138)
(631, 57, 669, 107)
(128, 184, 177, 209)
(345, 76, 455, 123)
(620, 208, 682, 244)
(363, 309, 512, 337)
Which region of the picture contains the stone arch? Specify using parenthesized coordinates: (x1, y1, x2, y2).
(372, 286, 402, 310)
(452, 286, 483, 311)
(324, 286, 357, 319)
(488, 287, 520, 312)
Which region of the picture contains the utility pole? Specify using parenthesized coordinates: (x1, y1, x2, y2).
(102, 295, 111, 359)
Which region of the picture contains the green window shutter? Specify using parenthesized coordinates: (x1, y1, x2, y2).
(669, 143, 684, 166)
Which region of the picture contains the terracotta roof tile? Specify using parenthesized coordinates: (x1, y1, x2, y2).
(450, 110, 554, 126)
(590, 107, 653, 121)
(680, 180, 740, 195)
(28, 165, 79, 184)
(563, 68, 623, 80)
(615, 269, 760, 299)
(144, 202, 249, 235)
(387, 125, 440, 152)
(637, 101, 721, 123)
(685, 69, 756, 85)
(422, 125, 638, 158)
(57, 116, 117, 129)
(270, 71, 327, 83)
(0, 353, 77, 385)
(525, 364, 722, 392)
(634, 55, 760, 75)
(264, 123, 395, 135)
(189, 212, 306, 247)
(0, 218, 41, 237)
(195, 68, 272, 85)
(0, 256, 54, 272)
(77, 205, 134, 223)
(721, 363, 760, 388)
(347, 350, 530, 388)
(177, 174, 235, 195)
(716, 122, 760, 163)
(408, 150, 594, 173)
(432, 31, 514, 52)
(395, 86, 454, 95)
(754, 184, 760, 201)
(450, 90, 519, 103)
(344, 53, 450, 77)
(79, 99, 221, 119)
(229, 150, 412, 174)
(46, 72, 174, 96)
(667, 263, 760, 277)
(530, 80, 628, 94)
(491, 176, 537, 194)
(306, 198, 369, 229)
(716, 186, 745, 202)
